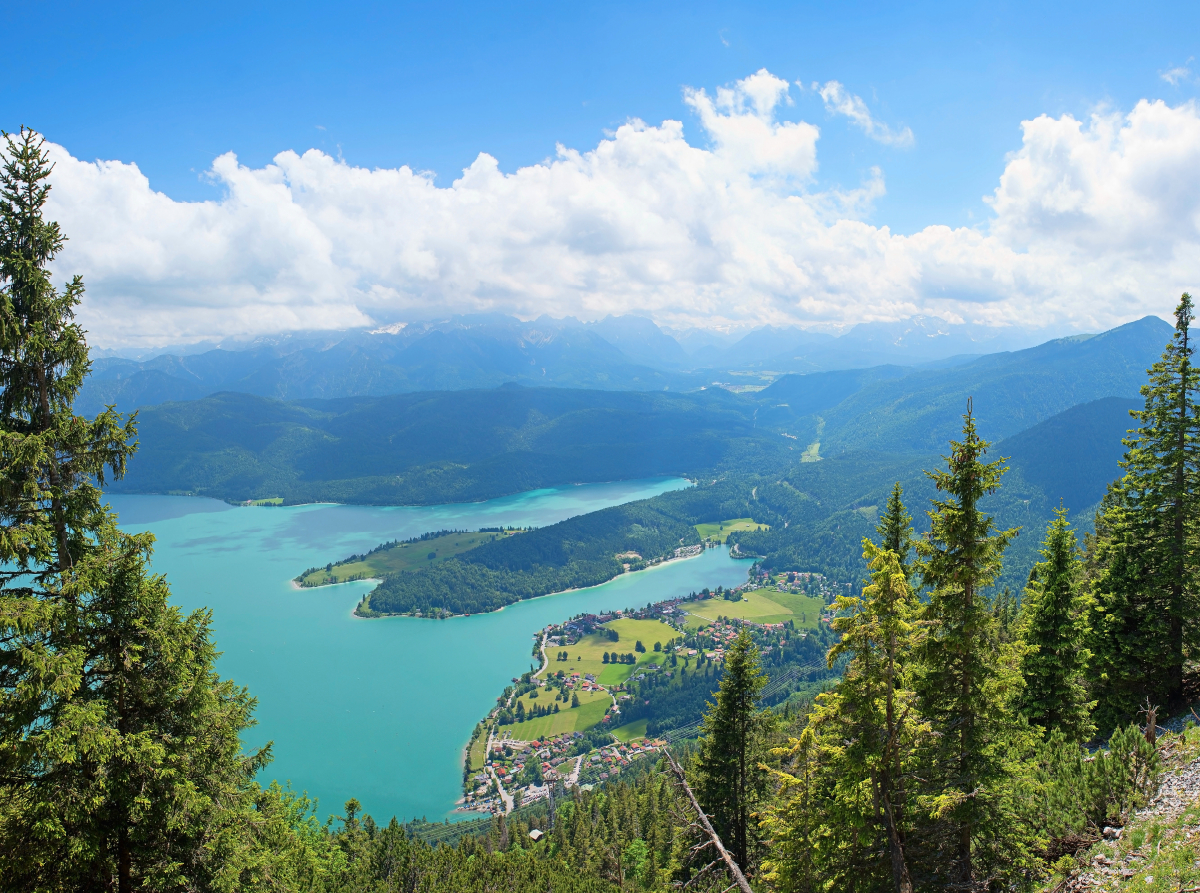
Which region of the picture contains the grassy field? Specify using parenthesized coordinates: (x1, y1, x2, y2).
(468, 731, 488, 772)
(505, 688, 611, 739)
(297, 530, 505, 586)
(548, 617, 678, 686)
(611, 719, 649, 742)
(693, 517, 769, 543)
(683, 588, 823, 629)
(248, 497, 283, 506)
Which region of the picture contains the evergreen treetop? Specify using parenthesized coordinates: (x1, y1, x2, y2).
(0, 128, 297, 893)
(1016, 508, 1095, 742)
(810, 540, 921, 892)
(913, 400, 1034, 888)
(694, 627, 768, 872)
(1090, 292, 1199, 724)
(0, 126, 136, 582)
(876, 482, 915, 580)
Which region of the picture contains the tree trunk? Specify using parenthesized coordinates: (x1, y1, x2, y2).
(883, 797, 913, 893)
(118, 825, 131, 893)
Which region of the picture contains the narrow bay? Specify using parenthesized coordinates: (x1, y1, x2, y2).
(107, 479, 751, 823)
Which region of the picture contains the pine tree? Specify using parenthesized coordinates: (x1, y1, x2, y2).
(694, 627, 768, 871)
(0, 129, 308, 890)
(912, 400, 1033, 888)
(1090, 293, 1199, 723)
(810, 540, 920, 893)
(876, 482, 915, 579)
(1017, 509, 1095, 741)
(0, 128, 136, 576)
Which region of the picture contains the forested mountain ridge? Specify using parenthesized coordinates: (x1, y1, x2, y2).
(361, 481, 764, 615)
(103, 317, 1168, 510)
(763, 315, 1171, 454)
(105, 386, 790, 505)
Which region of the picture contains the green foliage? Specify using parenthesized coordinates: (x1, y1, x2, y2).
(813, 541, 921, 892)
(757, 541, 926, 890)
(1089, 294, 1200, 727)
(876, 482, 915, 579)
(1016, 509, 1095, 741)
(1035, 725, 1160, 840)
(694, 628, 770, 869)
(911, 403, 1037, 889)
(362, 490, 713, 615)
(0, 129, 336, 893)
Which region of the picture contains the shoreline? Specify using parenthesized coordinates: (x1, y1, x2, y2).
(109, 475, 694, 513)
(345, 545, 719, 621)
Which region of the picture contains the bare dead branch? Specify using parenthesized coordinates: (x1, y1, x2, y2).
(661, 749, 753, 893)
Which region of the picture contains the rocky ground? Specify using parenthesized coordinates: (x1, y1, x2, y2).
(1053, 730, 1200, 892)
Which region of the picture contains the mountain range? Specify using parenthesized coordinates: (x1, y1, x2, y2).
(79, 314, 1061, 417)
(105, 316, 1168, 523)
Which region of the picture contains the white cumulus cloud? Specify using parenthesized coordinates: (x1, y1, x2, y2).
(35, 72, 1200, 347)
(815, 80, 915, 147)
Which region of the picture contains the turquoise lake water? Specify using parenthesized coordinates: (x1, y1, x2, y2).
(106, 479, 752, 823)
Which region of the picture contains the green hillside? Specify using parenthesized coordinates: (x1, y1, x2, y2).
(996, 395, 1140, 513)
(761, 315, 1170, 455)
(107, 385, 789, 505)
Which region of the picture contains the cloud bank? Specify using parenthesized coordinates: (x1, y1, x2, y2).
(40, 70, 1200, 347)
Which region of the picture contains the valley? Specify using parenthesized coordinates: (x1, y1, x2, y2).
(105, 483, 747, 823)
(90, 315, 1167, 832)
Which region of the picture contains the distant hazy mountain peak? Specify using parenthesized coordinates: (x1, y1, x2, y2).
(368, 322, 408, 335)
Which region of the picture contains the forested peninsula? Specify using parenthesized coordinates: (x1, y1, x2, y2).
(352, 439, 1073, 617)
(358, 489, 731, 616)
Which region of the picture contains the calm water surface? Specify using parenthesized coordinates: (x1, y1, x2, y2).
(106, 479, 751, 823)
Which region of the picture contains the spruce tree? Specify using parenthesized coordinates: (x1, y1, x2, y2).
(694, 627, 768, 871)
(1017, 509, 1095, 741)
(876, 482, 915, 579)
(811, 540, 920, 893)
(1090, 293, 1199, 723)
(0, 129, 304, 890)
(913, 401, 1032, 888)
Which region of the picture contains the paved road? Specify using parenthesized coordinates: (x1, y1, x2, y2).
(533, 630, 549, 680)
(487, 765, 514, 814)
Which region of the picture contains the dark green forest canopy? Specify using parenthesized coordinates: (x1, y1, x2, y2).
(760, 315, 1169, 454)
(359, 394, 1135, 615)
(362, 481, 762, 615)
(105, 385, 792, 505)
(103, 316, 1167, 509)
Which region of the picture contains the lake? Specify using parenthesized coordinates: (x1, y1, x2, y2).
(107, 479, 752, 823)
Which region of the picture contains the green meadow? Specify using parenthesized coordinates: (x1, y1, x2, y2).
(683, 588, 823, 629)
(548, 617, 678, 685)
(693, 517, 769, 543)
(505, 688, 611, 739)
(297, 530, 504, 586)
(467, 732, 488, 772)
(611, 719, 649, 742)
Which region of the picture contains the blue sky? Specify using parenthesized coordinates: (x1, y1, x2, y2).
(4, 1, 1200, 345)
(10, 0, 1197, 231)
